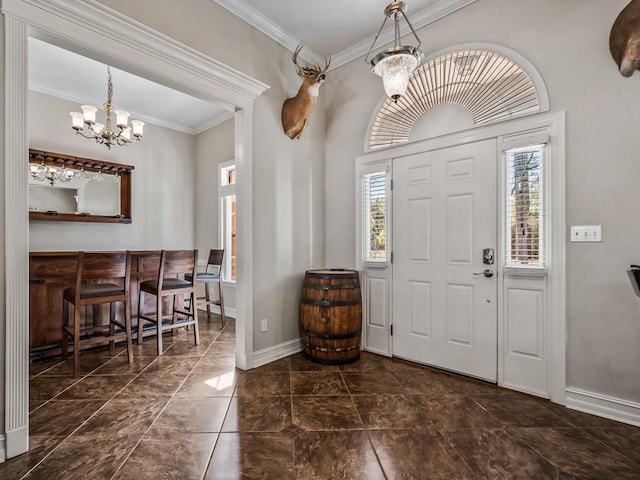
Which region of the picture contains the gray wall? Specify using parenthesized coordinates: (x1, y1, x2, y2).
(28, 91, 197, 251)
(100, 0, 327, 351)
(323, 0, 640, 403)
(195, 118, 236, 312)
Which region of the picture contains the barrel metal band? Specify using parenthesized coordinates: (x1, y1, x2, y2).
(303, 328, 362, 340)
(303, 283, 360, 290)
(306, 272, 359, 280)
(300, 298, 361, 307)
(304, 342, 360, 353)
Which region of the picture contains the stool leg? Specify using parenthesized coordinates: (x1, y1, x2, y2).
(73, 304, 81, 377)
(204, 281, 211, 321)
(125, 298, 133, 364)
(191, 290, 200, 346)
(171, 294, 178, 336)
(137, 290, 144, 345)
(62, 299, 69, 360)
(156, 293, 163, 355)
(218, 280, 226, 324)
(109, 302, 116, 351)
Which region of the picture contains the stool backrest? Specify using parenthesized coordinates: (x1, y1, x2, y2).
(159, 249, 198, 284)
(73, 251, 131, 297)
(206, 249, 225, 274)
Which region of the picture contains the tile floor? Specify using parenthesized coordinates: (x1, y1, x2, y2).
(3, 313, 640, 479)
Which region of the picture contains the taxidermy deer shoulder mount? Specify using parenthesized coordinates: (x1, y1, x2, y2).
(281, 44, 331, 139)
(610, 0, 640, 77)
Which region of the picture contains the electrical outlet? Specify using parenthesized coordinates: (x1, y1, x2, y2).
(261, 318, 268, 332)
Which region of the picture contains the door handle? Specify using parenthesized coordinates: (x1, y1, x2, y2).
(473, 269, 494, 278)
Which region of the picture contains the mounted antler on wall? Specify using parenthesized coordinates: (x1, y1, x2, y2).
(281, 44, 331, 139)
(610, 0, 640, 77)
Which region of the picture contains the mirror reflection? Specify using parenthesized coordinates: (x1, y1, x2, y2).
(28, 149, 133, 223)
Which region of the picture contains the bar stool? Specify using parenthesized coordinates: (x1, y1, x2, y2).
(137, 249, 199, 355)
(62, 251, 133, 377)
(186, 249, 226, 323)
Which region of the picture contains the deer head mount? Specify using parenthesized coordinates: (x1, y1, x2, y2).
(281, 44, 331, 140)
(610, 0, 640, 77)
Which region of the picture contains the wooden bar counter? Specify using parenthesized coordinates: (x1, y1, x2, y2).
(29, 250, 165, 356)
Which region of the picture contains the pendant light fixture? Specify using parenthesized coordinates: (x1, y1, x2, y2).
(365, 1, 424, 102)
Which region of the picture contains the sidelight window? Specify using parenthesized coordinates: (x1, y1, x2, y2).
(362, 169, 389, 263)
(219, 161, 236, 281)
(504, 144, 546, 268)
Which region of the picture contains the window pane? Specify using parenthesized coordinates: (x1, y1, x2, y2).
(223, 194, 236, 281)
(221, 166, 236, 186)
(505, 145, 545, 267)
(363, 172, 387, 262)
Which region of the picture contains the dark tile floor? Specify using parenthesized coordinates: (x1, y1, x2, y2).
(3, 314, 640, 479)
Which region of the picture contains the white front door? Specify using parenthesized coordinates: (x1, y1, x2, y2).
(392, 139, 498, 381)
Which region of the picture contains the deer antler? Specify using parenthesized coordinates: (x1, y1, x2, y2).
(292, 44, 331, 76)
(292, 44, 305, 76)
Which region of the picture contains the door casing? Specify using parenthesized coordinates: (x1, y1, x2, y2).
(355, 111, 566, 404)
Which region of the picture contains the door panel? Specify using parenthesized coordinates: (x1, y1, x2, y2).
(392, 139, 498, 381)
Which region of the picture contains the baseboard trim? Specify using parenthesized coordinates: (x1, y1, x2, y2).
(566, 387, 640, 427)
(0, 433, 6, 462)
(252, 337, 304, 369)
(4, 426, 28, 459)
(197, 305, 236, 319)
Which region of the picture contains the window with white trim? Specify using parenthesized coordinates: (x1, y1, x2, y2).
(219, 161, 236, 281)
(504, 144, 546, 268)
(362, 169, 389, 263)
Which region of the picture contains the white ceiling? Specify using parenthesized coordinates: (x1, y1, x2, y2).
(28, 0, 476, 135)
(214, 0, 477, 66)
(28, 38, 234, 136)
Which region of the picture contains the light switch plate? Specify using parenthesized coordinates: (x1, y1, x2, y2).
(570, 225, 602, 242)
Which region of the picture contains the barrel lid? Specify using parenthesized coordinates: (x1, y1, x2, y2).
(305, 269, 358, 275)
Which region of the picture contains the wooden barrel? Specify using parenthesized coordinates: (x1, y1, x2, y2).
(300, 269, 362, 364)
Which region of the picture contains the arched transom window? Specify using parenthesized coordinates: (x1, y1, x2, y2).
(369, 48, 548, 150)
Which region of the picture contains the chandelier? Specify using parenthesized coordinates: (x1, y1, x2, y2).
(29, 160, 121, 186)
(365, 1, 424, 102)
(29, 162, 75, 186)
(70, 66, 144, 149)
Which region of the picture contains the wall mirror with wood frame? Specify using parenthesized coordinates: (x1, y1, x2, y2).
(28, 149, 134, 223)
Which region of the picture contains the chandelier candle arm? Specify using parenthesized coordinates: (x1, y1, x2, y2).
(364, 1, 424, 103)
(70, 66, 145, 149)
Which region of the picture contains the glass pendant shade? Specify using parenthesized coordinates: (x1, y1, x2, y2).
(131, 119, 145, 137)
(70, 112, 84, 130)
(81, 105, 97, 124)
(373, 52, 419, 101)
(115, 110, 130, 128)
(365, 2, 424, 102)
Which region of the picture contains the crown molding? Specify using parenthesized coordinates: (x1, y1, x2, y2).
(213, 0, 477, 70)
(193, 110, 236, 135)
(29, 82, 234, 136)
(2, 0, 269, 107)
(212, 0, 327, 66)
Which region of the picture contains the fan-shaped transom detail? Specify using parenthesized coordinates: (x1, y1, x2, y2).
(369, 49, 545, 150)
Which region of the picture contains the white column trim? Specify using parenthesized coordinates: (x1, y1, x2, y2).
(3, 13, 30, 459)
(234, 107, 253, 370)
